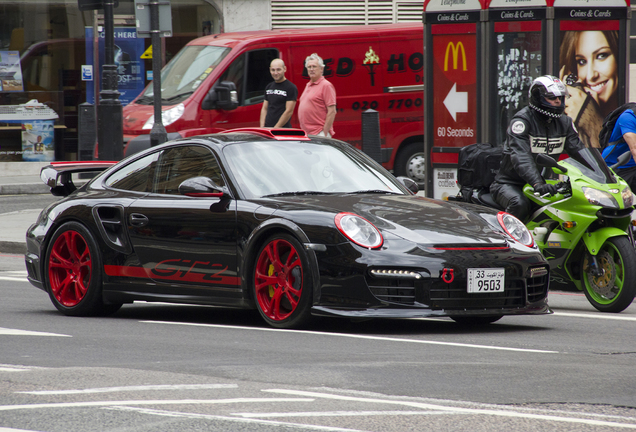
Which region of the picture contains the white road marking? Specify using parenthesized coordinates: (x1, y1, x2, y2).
(0, 276, 28, 282)
(0, 271, 28, 282)
(0, 397, 314, 412)
(263, 389, 636, 429)
(233, 410, 457, 418)
(0, 328, 70, 337)
(141, 321, 558, 354)
(19, 384, 238, 395)
(553, 311, 636, 321)
(2, 271, 27, 276)
(0, 428, 44, 432)
(0, 364, 45, 373)
(105, 406, 368, 432)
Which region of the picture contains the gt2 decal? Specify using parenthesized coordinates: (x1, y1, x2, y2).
(104, 260, 240, 286)
(153, 259, 229, 281)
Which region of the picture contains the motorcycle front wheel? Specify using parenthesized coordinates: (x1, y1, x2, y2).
(581, 236, 636, 313)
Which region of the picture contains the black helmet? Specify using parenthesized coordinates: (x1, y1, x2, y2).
(529, 75, 568, 118)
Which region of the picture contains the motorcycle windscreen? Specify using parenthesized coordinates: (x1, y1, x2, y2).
(568, 147, 617, 184)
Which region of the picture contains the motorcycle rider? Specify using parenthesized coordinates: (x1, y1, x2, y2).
(490, 75, 586, 222)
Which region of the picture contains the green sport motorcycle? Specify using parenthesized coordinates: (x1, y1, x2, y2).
(473, 148, 636, 313)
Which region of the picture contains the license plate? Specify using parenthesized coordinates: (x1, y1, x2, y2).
(467, 268, 505, 293)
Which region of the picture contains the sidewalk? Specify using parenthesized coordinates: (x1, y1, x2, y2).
(0, 162, 51, 254)
(0, 162, 49, 195)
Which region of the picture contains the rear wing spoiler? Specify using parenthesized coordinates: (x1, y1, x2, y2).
(222, 127, 311, 141)
(41, 161, 117, 197)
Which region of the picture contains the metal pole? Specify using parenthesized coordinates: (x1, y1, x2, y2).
(149, 0, 167, 147)
(97, 0, 123, 161)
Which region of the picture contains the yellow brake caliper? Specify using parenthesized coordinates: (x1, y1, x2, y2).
(268, 264, 275, 297)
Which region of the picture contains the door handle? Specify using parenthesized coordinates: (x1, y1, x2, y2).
(129, 213, 149, 227)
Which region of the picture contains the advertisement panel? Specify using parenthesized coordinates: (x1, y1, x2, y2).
(492, 21, 543, 146)
(0, 51, 24, 92)
(21, 120, 55, 162)
(425, 0, 481, 199)
(431, 26, 477, 150)
(557, 20, 622, 148)
(85, 27, 146, 105)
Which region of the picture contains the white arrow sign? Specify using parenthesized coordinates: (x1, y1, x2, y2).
(443, 83, 468, 122)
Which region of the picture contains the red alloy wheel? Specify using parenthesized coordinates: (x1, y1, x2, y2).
(254, 238, 303, 322)
(48, 230, 93, 307)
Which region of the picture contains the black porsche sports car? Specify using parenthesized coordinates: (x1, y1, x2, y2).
(25, 128, 550, 328)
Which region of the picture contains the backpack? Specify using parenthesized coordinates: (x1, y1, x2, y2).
(598, 102, 636, 149)
(456, 142, 503, 202)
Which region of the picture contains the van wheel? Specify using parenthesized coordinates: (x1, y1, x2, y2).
(394, 142, 426, 189)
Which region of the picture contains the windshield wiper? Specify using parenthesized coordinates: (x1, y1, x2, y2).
(347, 190, 402, 195)
(162, 91, 194, 103)
(262, 191, 333, 198)
(135, 96, 154, 104)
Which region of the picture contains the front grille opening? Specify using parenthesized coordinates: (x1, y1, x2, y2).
(527, 274, 549, 302)
(430, 279, 526, 309)
(367, 277, 416, 305)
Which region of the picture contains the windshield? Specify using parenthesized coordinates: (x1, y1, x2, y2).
(223, 140, 408, 199)
(137, 45, 230, 105)
(567, 147, 616, 184)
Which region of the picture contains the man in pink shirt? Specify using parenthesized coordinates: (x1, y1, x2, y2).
(298, 53, 337, 137)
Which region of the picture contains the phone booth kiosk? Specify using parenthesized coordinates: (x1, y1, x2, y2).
(423, 0, 483, 199)
(486, 1, 548, 148)
(553, 0, 630, 149)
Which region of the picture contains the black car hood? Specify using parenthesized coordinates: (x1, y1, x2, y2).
(266, 194, 507, 246)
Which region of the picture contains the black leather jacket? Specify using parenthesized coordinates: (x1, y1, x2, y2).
(494, 106, 585, 187)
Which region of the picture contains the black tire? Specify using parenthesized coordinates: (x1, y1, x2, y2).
(394, 142, 426, 188)
(581, 236, 636, 313)
(252, 233, 313, 329)
(44, 222, 121, 316)
(450, 315, 503, 326)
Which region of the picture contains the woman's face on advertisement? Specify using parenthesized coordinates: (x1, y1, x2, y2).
(575, 31, 617, 105)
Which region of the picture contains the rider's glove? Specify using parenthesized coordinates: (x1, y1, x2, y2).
(534, 182, 558, 196)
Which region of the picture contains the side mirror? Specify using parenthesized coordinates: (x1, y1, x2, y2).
(396, 176, 419, 194)
(610, 150, 632, 170)
(178, 176, 226, 197)
(201, 80, 238, 111)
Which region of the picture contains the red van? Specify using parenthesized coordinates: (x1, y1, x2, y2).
(122, 23, 425, 184)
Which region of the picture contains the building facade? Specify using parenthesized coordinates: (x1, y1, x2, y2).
(0, 0, 272, 163)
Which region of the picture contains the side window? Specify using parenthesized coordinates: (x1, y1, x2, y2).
(219, 54, 245, 104)
(219, 49, 278, 106)
(244, 49, 279, 105)
(153, 145, 225, 195)
(105, 152, 159, 192)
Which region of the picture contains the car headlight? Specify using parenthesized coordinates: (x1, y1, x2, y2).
(497, 212, 534, 247)
(142, 103, 185, 129)
(622, 187, 634, 207)
(335, 212, 383, 249)
(582, 187, 619, 208)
